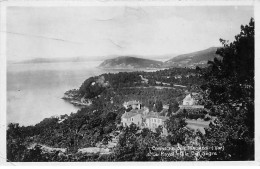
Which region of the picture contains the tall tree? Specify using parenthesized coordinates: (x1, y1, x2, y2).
(168, 100, 179, 115)
(155, 100, 163, 112)
(203, 18, 254, 160)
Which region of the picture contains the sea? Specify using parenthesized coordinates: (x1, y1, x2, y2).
(7, 61, 138, 126)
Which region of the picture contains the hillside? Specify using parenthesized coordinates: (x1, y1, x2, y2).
(164, 47, 221, 68)
(98, 56, 163, 69)
(99, 47, 221, 69)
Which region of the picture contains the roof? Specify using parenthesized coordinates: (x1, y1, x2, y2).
(131, 108, 147, 114)
(125, 107, 148, 114)
(124, 100, 141, 106)
(163, 105, 169, 109)
(122, 107, 150, 119)
(183, 94, 193, 101)
(145, 111, 169, 121)
(122, 112, 141, 119)
(146, 116, 169, 121)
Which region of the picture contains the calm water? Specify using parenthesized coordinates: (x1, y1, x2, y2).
(7, 61, 128, 126)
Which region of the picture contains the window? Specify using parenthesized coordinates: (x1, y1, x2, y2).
(131, 117, 133, 121)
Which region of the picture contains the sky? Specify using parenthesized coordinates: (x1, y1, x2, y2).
(6, 6, 254, 61)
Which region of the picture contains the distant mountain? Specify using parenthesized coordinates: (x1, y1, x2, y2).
(98, 56, 163, 69)
(144, 53, 179, 62)
(164, 47, 221, 68)
(16, 57, 92, 64)
(18, 58, 58, 64)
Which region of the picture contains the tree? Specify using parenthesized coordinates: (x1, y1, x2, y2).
(155, 100, 163, 112)
(113, 124, 169, 161)
(203, 18, 254, 160)
(155, 125, 163, 137)
(148, 78, 156, 86)
(165, 116, 187, 145)
(168, 100, 179, 115)
(148, 100, 154, 111)
(113, 124, 141, 161)
(206, 18, 254, 104)
(23, 145, 47, 162)
(7, 123, 27, 162)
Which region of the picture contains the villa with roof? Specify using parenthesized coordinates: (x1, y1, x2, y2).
(121, 101, 168, 135)
(179, 93, 204, 109)
(144, 111, 168, 135)
(121, 111, 143, 127)
(182, 94, 195, 105)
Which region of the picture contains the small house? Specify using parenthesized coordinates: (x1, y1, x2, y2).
(179, 93, 204, 109)
(182, 94, 195, 106)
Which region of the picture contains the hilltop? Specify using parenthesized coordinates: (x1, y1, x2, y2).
(98, 47, 221, 69)
(98, 56, 163, 69)
(164, 47, 221, 68)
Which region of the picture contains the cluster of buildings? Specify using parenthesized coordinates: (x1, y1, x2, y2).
(120, 93, 204, 136)
(121, 100, 168, 136)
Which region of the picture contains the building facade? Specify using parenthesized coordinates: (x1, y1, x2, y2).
(121, 112, 142, 127)
(179, 93, 204, 109)
(121, 102, 168, 136)
(182, 94, 195, 106)
(144, 112, 168, 135)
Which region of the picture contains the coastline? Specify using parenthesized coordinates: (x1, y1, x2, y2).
(96, 66, 169, 72)
(62, 89, 92, 108)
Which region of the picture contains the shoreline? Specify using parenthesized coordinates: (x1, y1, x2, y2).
(62, 89, 92, 108)
(62, 97, 91, 107)
(97, 66, 169, 72)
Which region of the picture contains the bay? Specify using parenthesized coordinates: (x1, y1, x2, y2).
(7, 61, 130, 126)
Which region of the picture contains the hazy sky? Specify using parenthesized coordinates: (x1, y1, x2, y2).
(6, 6, 253, 61)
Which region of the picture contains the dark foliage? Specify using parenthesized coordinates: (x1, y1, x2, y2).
(202, 18, 254, 161)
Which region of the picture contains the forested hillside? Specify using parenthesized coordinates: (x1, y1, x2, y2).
(98, 56, 163, 69)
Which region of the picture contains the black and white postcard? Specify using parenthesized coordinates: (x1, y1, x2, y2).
(0, 0, 259, 165)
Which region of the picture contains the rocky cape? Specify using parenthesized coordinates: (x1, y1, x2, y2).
(98, 56, 163, 69)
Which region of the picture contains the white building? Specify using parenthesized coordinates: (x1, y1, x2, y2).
(144, 112, 169, 136)
(123, 100, 142, 110)
(121, 106, 168, 135)
(179, 93, 204, 109)
(121, 111, 143, 127)
(182, 94, 195, 106)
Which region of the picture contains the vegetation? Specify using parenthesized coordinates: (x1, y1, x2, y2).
(175, 109, 208, 120)
(99, 56, 163, 69)
(165, 47, 220, 68)
(201, 18, 255, 160)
